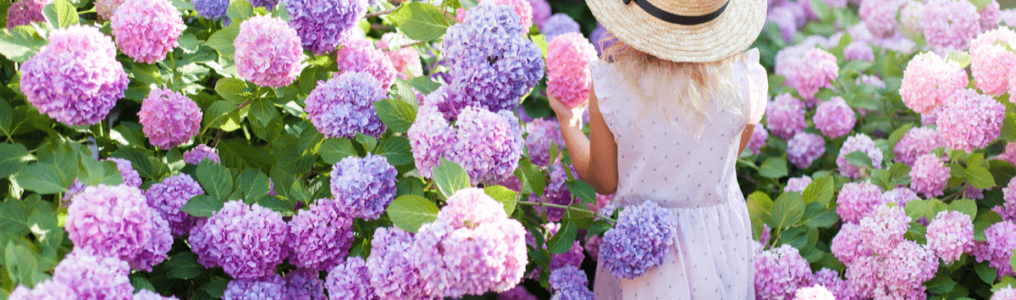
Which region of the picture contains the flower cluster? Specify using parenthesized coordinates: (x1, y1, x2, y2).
(285, 269, 327, 300)
(754, 244, 813, 300)
(548, 266, 593, 300)
(66, 185, 155, 263)
(109, 157, 143, 188)
(285, 0, 366, 54)
(836, 133, 884, 179)
(997, 177, 1016, 221)
(485, 0, 534, 31)
(971, 28, 1016, 96)
(995, 287, 1016, 300)
(747, 127, 769, 155)
(286, 199, 355, 271)
(858, 204, 910, 255)
(847, 240, 937, 299)
(366, 227, 431, 299)
(973, 220, 1016, 278)
(326, 257, 376, 299)
(893, 127, 945, 166)
(407, 104, 457, 178)
(139, 88, 202, 150)
(450, 106, 525, 185)
(547, 33, 597, 109)
(784, 48, 838, 100)
(844, 41, 874, 62)
(937, 88, 1005, 152)
(336, 37, 397, 92)
(784, 176, 812, 193)
(599, 201, 676, 279)
(304, 71, 387, 139)
(835, 181, 883, 223)
(6, 0, 50, 29)
(526, 118, 566, 167)
(922, 0, 981, 54)
(234, 15, 303, 88)
(793, 285, 835, 300)
(765, 94, 806, 139)
(130, 213, 173, 272)
(375, 33, 424, 80)
(881, 187, 920, 207)
(542, 13, 580, 42)
(899, 52, 968, 114)
(223, 275, 286, 300)
(110, 0, 185, 63)
(812, 268, 853, 300)
(189, 200, 288, 279)
(10, 249, 134, 299)
(859, 0, 902, 38)
(813, 97, 855, 138)
(329, 154, 397, 220)
(909, 153, 950, 198)
(787, 133, 825, 169)
(183, 144, 221, 164)
(529, 0, 550, 29)
(926, 210, 975, 264)
(193, 0, 228, 20)
(831, 222, 872, 266)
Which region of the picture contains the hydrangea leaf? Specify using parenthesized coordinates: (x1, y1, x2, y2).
(975, 261, 998, 285)
(0, 143, 31, 179)
(181, 195, 224, 217)
(76, 157, 123, 187)
(202, 278, 229, 298)
(373, 99, 417, 134)
(374, 136, 413, 166)
(204, 21, 241, 59)
(236, 169, 270, 200)
(214, 78, 250, 105)
(387, 195, 438, 233)
(484, 185, 517, 215)
(565, 180, 596, 204)
(518, 157, 545, 197)
(965, 166, 996, 190)
(546, 221, 577, 255)
(989, 160, 1016, 189)
(4, 241, 40, 288)
(130, 274, 156, 293)
(387, 2, 449, 42)
(844, 151, 873, 168)
(320, 138, 358, 165)
(759, 157, 788, 179)
(950, 199, 977, 220)
(801, 176, 833, 206)
(165, 252, 205, 279)
(770, 192, 804, 229)
(226, 0, 254, 21)
(13, 142, 77, 194)
(196, 160, 234, 201)
(926, 271, 957, 294)
(408, 76, 441, 95)
(801, 202, 839, 228)
(433, 158, 470, 199)
(42, 0, 77, 29)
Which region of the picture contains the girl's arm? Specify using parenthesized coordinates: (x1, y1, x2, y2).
(549, 86, 619, 195)
(738, 124, 755, 155)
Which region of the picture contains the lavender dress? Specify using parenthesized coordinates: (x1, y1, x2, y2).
(591, 49, 768, 300)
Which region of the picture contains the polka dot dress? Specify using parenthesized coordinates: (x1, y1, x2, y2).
(590, 49, 767, 300)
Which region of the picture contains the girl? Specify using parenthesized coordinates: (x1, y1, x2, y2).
(548, 0, 768, 298)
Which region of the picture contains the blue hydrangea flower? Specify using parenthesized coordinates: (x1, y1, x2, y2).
(193, 0, 228, 20)
(223, 275, 286, 300)
(305, 71, 387, 139)
(285, 0, 366, 54)
(286, 199, 355, 271)
(330, 154, 397, 220)
(542, 13, 580, 41)
(599, 201, 676, 279)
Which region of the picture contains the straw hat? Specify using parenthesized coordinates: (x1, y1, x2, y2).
(587, 0, 767, 63)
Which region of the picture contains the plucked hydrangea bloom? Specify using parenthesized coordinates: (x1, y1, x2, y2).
(134, 289, 179, 300)
(285, 0, 365, 54)
(599, 201, 676, 279)
(7, 279, 76, 300)
(53, 249, 134, 300)
(408, 105, 456, 178)
(547, 33, 597, 108)
(927, 210, 975, 264)
(996, 177, 1016, 221)
(548, 266, 593, 300)
(443, 4, 544, 113)
(326, 257, 376, 300)
(785, 48, 838, 100)
(973, 221, 1016, 278)
(20, 26, 128, 127)
(305, 71, 387, 139)
(526, 118, 566, 167)
(485, 0, 534, 30)
(193, 0, 228, 20)
(848, 240, 938, 299)
(787, 133, 825, 169)
(910, 153, 950, 198)
(812, 268, 853, 300)
(923, 0, 981, 53)
(366, 227, 431, 300)
(337, 37, 397, 91)
(836, 181, 883, 223)
(183, 144, 221, 164)
(836, 134, 884, 179)
(235, 15, 303, 88)
(130, 213, 173, 272)
(899, 52, 968, 114)
(451, 106, 524, 185)
(542, 13, 580, 41)
(859, 0, 902, 38)
(95, 0, 124, 20)
(813, 97, 855, 138)
(6, 0, 51, 30)
(528, 0, 550, 29)
(410, 188, 527, 297)
(66, 185, 153, 262)
(831, 223, 871, 266)
(754, 244, 813, 300)
(893, 127, 946, 166)
(188, 200, 288, 279)
(765, 94, 806, 139)
(937, 88, 1006, 152)
(844, 41, 874, 62)
(972, 39, 1016, 96)
(110, 0, 184, 63)
(223, 275, 286, 300)
(284, 269, 327, 300)
(286, 199, 355, 271)
(793, 285, 834, 300)
(747, 127, 769, 155)
(859, 204, 911, 255)
(138, 88, 202, 149)
(881, 187, 920, 207)
(784, 176, 812, 193)
(995, 287, 1016, 300)
(330, 154, 397, 219)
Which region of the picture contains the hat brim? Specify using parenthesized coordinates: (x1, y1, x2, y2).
(587, 0, 767, 63)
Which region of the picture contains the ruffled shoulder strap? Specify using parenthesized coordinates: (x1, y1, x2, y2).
(740, 48, 768, 125)
(590, 59, 621, 140)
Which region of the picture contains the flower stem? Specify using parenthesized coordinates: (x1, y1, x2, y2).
(517, 200, 615, 223)
(363, 9, 395, 18)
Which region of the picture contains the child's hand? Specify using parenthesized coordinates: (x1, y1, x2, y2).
(548, 93, 587, 128)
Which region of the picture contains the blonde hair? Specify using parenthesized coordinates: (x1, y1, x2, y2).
(597, 33, 744, 135)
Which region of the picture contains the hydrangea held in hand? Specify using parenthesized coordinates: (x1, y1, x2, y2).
(6, 0, 51, 30)
(910, 153, 950, 198)
(754, 244, 813, 300)
(787, 133, 825, 169)
(973, 220, 1016, 278)
(20, 25, 128, 127)
(746, 126, 768, 155)
(813, 97, 855, 138)
(286, 0, 365, 54)
(366, 227, 431, 300)
(66, 185, 153, 262)
(305, 71, 387, 139)
(286, 199, 355, 271)
(547, 33, 597, 109)
(836, 133, 883, 179)
(193, 0, 228, 20)
(923, 0, 981, 53)
(899, 52, 968, 114)
(451, 106, 524, 185)
(937, 88, 1006, 152)
(893, 127, 945, 167)
(223, 274, 286, 300)
(926, 210, 975, 264)
(330, 154, 396, 220)
(599, 201, 676, 279)
(53, 249, 134, 300)
(336, 37, 397, 92)
(235, 15, 303, 88)
(285, 269, 327, 300)
(188, 200, 288, 279)
(858, 204, 911, 255)
(183, 144, 221, 164)
(145, 174, 204, 237)
(784, 176, 812, 193)
(765, 94, 806, 139)
(139, 88, 202, 150)
(526, 118, 566, 167)
(785, 48, 838, 100)
(110, 0, 185, 63)
(836, 181, 883, 223)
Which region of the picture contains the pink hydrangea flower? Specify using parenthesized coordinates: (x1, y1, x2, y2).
(859, 0, 904, 38)
(146, 174, 204, 237)
(899, 52, 969, 114)
(926, 210, 975, 264)
(235, 15, 303, 88)
(787, 132, 825, 169)
(794, 285, 835, 300)
(836, 134, 884, 180)
(972, 41, 1016, 96)
(337, 37, 397, 92)
(814, 97, 855, 138)
(286, 199, 355, 271)
(547, 33, 597, 108)
(909, 153, 950, 198)
(366, 227, 431, 299)
(53, 249, 134, 299)
(899, 0, 925, 33)
(832, 223, 872, 266)
(766, 94, 806, 140)
(747, 127, 769, 155)
(858, 204, 911, 255)
(858, 74, 885, 89)
(847, 240, 937, 299)
(937, 89, 1005, 152)
(836, 181, 884, 223)
(130, 213, 173, 272)
(784, 176, 812, 193)
(922, 0, 981, 53)
(981, 0, 1002, 32)
(999, 142, 1016, 167)
(893, 127, 946, 166)
(5, 0, 51, 30)
(812, 268, 854, 300)
(754, 244, 814, 300)
(973, 221, 1016, 278)
(138, 88, 202, 150)
(450, 106, 524, 185)
(996, 177, 1016, 221)
(66, 185, 153, 263)
(375, 33, 423, 80)
(844, 41, 874, 62)
(971, 26, 1016, 51)
(994, 287, 1016, 300)
(881, 187, 920, 207)
(785, 48, 838, 100)
(183, 144, 221, 164)
(110, 0, 185, 63)
(407, 105, 456, 178)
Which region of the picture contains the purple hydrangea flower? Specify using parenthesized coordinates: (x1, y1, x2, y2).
(138, 87, 202, 150)
(787, 132, 825, 169)
(767, 6, 799, 43)
(146, 174, 204, 237)
(189, 200, 288, 279)
(66, 185, 153, 262)
(418, 85, 474, 122)
(937, 89, 1006, 152)
(223, 275, 286, 300)
(784, 176, 812, 193)
(249, 0, 278, 9)
(305, 71, 387, 139)
(836, 133, 884, 180)
(130, 213, 173, 272)
(542, 13, 580, 41)
(133, 289, 179, 300)
(881, 187, 920, 207)
(487, 0, 534, 30)
(786, 48, 838, 100)
(747, 127, 769, 155)
(910, 153, 950, 198)
(235, 15, 303, 88)
(813, 97, 855, 139)
(20, 25, 128, 127)
(589, 23, 616, 56)
(526, 118, 566, 167)
(329, 154, 397, 220)
(528, 0, 550, 29)
(927, 210, 975, 264)
(981, 0, 1002, 32)
(193, 0, 228, 20)
(7, 279, 76, 300)
(408, 104, 456, 178)
(859, 204, 911, 255)
(765, 94, 806, 140)
(893, 127, 946, 166)
(105, 157, 143, 188)
(183, 144, 221, 164)
(286, 199, 355, 271)
(844, 41, 874, 62)
(6, 0, 51, 30)
(754, 244, 813, 300)
(847, 240, 937, 299)
(812, 268, 854, 300)
(923, 0, 981, 54)
(973, 220, 1016, 278)
(997, 177, 1016, 221)
(836, 181, 884, 223)
(859, 0, 903, 38)
(999, 142, 1016, 169)
(548, 265, 593, 300)
(110, 0, 185, 63)
(599, 201, 676, 279)
(326, 257, 378, 300)
(53, 249, 134, 299)
(366, 227, 432, 299)
(285, 269, 327, 300)
(285, 0, 365, 54)
(500, 286, 538, 300)
(831, 223, 871, 266)
(451, 106, 524, 185)
(336, 37, 397, 92)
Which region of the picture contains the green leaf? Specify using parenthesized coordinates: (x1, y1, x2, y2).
(269, 168, 294, 200)
(236, 169, 270, 200)
(131, 63, 163, 87)
(844, 151, 873, 168)
(14, 160, 74, 194)
(888, 124, 914, 149)
(373, 99, 417, 133)
(927, 271, 958, 294)
(387, 195, 439, 233)
(1011, 248, 1016, 279)
(130, 274, 155, 293)
(976, 261, 998, 284)
(945, 51, 972, 68)
(271, 1, 289, 21)
(566, 180, 597, 204)
(248, 98, 279, 127)
(0, 143, 31, 178)
(808, 0, 830, 21)
(870, 169, 892, 191)
(779, 227, 808, 248)
(966, 166, 996, 190)
(432, 158, 470, 199)
(5, 242, 39, 288)
(214, 78, 249, 105)
(459, 0, 478, 9)
(393, 80, 418, 108)
(374, 136, 413, 166)
(204, 21, 240, 59)
(770, 192, 805, 229)
(991, 160, 1016, 189)
(747, 191, 774, 227)
(387, 2, 450, 42)
(110, 147, 169, 180)
(561, 203, 596, 229)
(42, 0, 78, 29)
(484, 185, 518, 215)
(76, 157, 123, 186)
(547, 221, 578, 254)
(759, 157, 788, 179)
(1001, 112, 1016, 143)
(994, 276, 1016, 291)
(256, 195, 293, 216)
(165, 252, 205, 279)
(226, 0, 254, 21)
(950, 199, 977, 219)
(587, 220, 611, 237)
(181, 195, 224, 217)
(320, 138, 358, 164)
(203, 101, 239, 129)
(408, 76, 441, 95)
(0, 26, 47, 62)
(801, 202, 840, 228)
(801, 176, 833, 206)
(289, 180, 311, 204)
(519, 157, 545, 196)
(203, 279, 229, 298)
(530, 34, 548, 58)
(196, 160, 234, 201)
(355, 133, 378, 152)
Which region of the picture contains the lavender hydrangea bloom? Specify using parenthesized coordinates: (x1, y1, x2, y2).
(284, 269, 327, 300)
(305, 71, 387, 139)
(881, 187, 920, 207)
(973, 220, 1016, 278)
(139, 88, 202, 149)
(20, 26, 128, 127)
(910, 153, 951, 198)
(528, 0, 550, 29)
(336, 37, 397, 92)
(130, 213, 173, 272)
(451, 106, 524, 185)
(747, 127, 769, 155)
(937, 88, 1006, 152)
(599, 201, 676, 279)
(927, 210, 975, 264)
(183, 144, 221, 164)
(542, 13, 580, 41)
(326, 257, 378, 300)
(106, 157, 143, 188)
(7, 279, 76, 300)
(223, 275, 286, 300)
(249, 0, 278, 9)
(526, 118, 566, 167)
(836, 181, 883, 223)
(589, 23, 615, 55)
(286, 0, 365, 54)
(330, 154, 397, 219)
(813, 97, 855, 138)
(500, 286, 538, 300)
(812, 268, 853, 300)
(444, 4, 544, 113)
(110, 0, 185, 63)
(286, 199, 355, 271)
(893, 127, 946, 166)
(831, 222, 872, 266)
(923, 0, 981, 54)
(188, 200, 288, 279)
(53, 249, 134, 300)
(418, 85, 474, 122)
(787, 132, 825, 169)
(836, 133, 884, 179)
(134, 289, 180, 300)
(754, 244, 813, 300)
(784, 176, 812, 193)
(844, 41, 874, 62)
(193, 0, 228, 20)
(847, 240, 937, 299)
(146, 174, 204, 237)
(765, 94, 806, 140)
(997, 177, 1016, 221)
(6, 0, 51, 30)
(235, 15, 303, 88)
(408, 105, 456, 178)
(366, 227, 432, 300)
(548, 266, 593, 300)
(66, 185, 153, 262)
(858, 204, 911, 255)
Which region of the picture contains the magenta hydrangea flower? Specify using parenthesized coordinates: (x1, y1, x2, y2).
(859, 0, 903, 38)
(485, 0, 534, 30)
(599, 201, 676, 279)
(812, 268, 853, 300)
(95, 0, 124, 20)
(305, 71, 387, 139)
(444, 4, 544, 113)
(747, 126, 769, 155)
(859, 204, 911, 255)
(547, 33, 597, 109)
(996, 177, 1016, 221)
(937, 88, 1006, 152)
(500, 286, 538, 300)
(134, 289, 179, 300)
(787, 133, 825, 169)
(451, 106, 524, 185)
(138, 87, 202, 150)
(336, 37, 397, 92)
(51, 249, 134, 299)
(20, 26, 128, 127)
(286, 199, 355, 271)
(408, 105, 456, 178)
(223, 275, 286, 300)
(366, 227, 432, 300)
(995, 287, 1016, 300)
(923, 0, 981, 53)
(831, 222, 872, 266)
(909, 153, 950, 198)
(1000, 143, 1016, 168)
(893, 127, 945, 167)
(193, 0, 228, 20)
(785, 48, 838, 100)
(235, 15, 302, 88)
(129, 212, 172, 272)
(982, 0, 1002, 31)
(6, 0, 51, 30)
(375, 33, 424, 80)
(847, 239, 938, 299)
(146, 174, 204, 238)
(542, 13, 580, 41)
(188, 200, 288, 279)
(325, 257, 377, 300)
(836, 181, 883, 223)
(7, 279, 77, 300)
(330, 154, 396, 220)
(66, 185, 153, 262)
(844, 41, 874, 62)
(926, 210, 975, 264)
(285, 0, 365, 54)
(410, 188, 527, 297)
(526, 118, 566, 167)
(767, 5, 798, 43)
(784, 176, 812, 193)
(836, 134, 884, 179)
(103, 157, 143, 188)
(183, 144, 221, 164)
(754, 244, 813, 300)
(814, 97, 855, 138)
(285, 269, 327, 300)
(974, 221, 1016, 278)
(900, 52, 968, 114)
(881, 187, 920, 207)
(528, 0, 550, 29)
(972, 39, 1016, 96)
(766, 94, 806, 140)
(110, 0, 184, 63)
